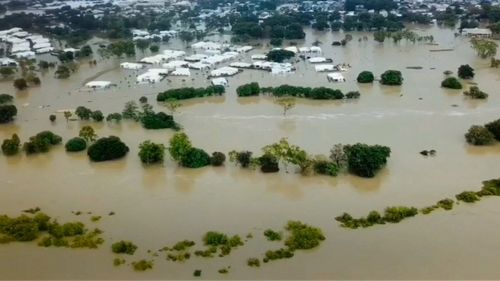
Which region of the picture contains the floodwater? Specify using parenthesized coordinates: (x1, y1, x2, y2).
(1, 25, 500, 279)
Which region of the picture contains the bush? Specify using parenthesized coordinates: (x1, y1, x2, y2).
(65, 137, 87, 152)
(138, 141, 165, 164)
(111, 240, 137, 255)
(91, 110, 104, 122)
(455, 191, 480, 203)
(344, 143, 391, 178)
(87, 136, 129, 161)
(132, 260, 153, 271)
(237, 82, 260, 97)
(49, 114, 56, 122)
(247, 258, 260, 267)
(357, 71, 374, 83)
(485, 119, 500, 140)
(284, 221, 325, 250)
(210, 151, 226, 166)
(441, 77, 462, 89)
(313, 160, 338, 176)
(139, 96, 148, 104)
(23, 131, 62, 154)
(180, 147, 211, 168)
(383, 206, 418, 223)
(345, 91, 361, 99)
(13, 78, 28, 90)
(106, 113, 122, 122)
(380, 70, 403, 85)
(229, 151, 254, 168)
(465, 125, 495, 145)
(263, 229, 282, 241)
(0, 104, 17, 123)
(270, 38, 282, 46)
(259, 153, 280, 173)
(463, 86, 488, 99)
(458, 64, 474, 79)
(1, 134, 20, 156)
(264, 248, 294, 261)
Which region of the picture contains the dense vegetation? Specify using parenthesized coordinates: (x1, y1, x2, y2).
(168, 133, 219, 168)
(463, 86, 488, 99)
(441, 77, 463, 89)
(0, 104, 17, 123)
(23, 131, 62, 155)
(357, 71, 375, 83)
(138, 141, 165, 164)
(380, 70, 403, 85)
(111, 240, 138, 255)
(236, 83, 260, 97)
(266, 49, 295, 63)
(1, 134, 20, 156)
(458, 64, 475, 79)
(87, 136, 129, 162)
(465, 125, 495, 145)
(65, 137, 87, 152)
(157, 86, 225, 101)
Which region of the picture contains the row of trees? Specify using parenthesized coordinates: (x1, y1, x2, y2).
(229, 139, 391, 178)
(357, 70, 403, 85)
(156, 86, 225, 102)
(236, 83, 361, 100)
(1, 131, 62, 156)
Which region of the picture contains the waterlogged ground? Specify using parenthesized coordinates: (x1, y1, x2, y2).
(1, 25, 500, 279)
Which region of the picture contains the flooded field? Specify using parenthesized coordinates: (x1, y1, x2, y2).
(1, 25, 500, 279)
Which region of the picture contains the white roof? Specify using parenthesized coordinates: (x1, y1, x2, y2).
(211, 77, 228, 86)
(188, 62, 210, 70)
(251, 54, 268, 60)
(191, 41, 221, 50)
(271, 63, 294, 74)
(299, 47, 310, 53)
(170, 67, 191, 76)
(236, 46, 253, 53)
(185, 54, 208, 62)
(0, 58, 18, 66)
(163, 49, 186, 59)
(35, 47, 54, 54)
(137, 71, 163, 83)
(33, 42, 52, 49)
(163, 60, 188, 70)
(120, 62, 144, 70)
(327, 72, 345, 80)
(210, 66, 239, 77)
(310, 46, 322, 53)
(0, 28, 22, 36)
(13, 51, 35, 59)
(315, 64, 335, 72)
(284, 46, 298, 53)
(308, 57, 328, 63)
(85, 81, 112, 88)
(462, 28, 492, 35)
(140, 54, 170, 64)
(63, 48, 79, 53)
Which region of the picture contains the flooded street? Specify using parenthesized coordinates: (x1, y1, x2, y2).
(1, 25, 500, 279)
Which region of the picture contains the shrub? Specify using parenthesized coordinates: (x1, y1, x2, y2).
(465, 125, 495, 145)
(193, 269, 202, 277)
(263, 229, 282, 241)
(357, 71, 374, 83)
(138, 141, 165, 164)
(259, 153, 280, 173)
(270, 38, 282, 46)
(382, 206, 418, 223)
(168, 133, 192, 161)
(203, 231, 228, 246)
(210, 151, 226, 166)
(79, 126, 97, 143)
(455, 191, 480, 203)
(380, 70, 403, 85)
(313, 160, 338, 176)
(266, 49, 295, 62)
(229, 150, 254, 168)
(180, 147, 211, 168)
(87, 136, 129, 161)
(0, 94, 13, 104)
(23, 131, 62, 154)
(345, 91, 361, 99)
(91, 110, 104, 122)
(111, 240, 138, 255)
(13, 78, 28, 90)
(343, 143, 391, 178)
(49, 114, 56, 122)
(132, 260, 153, 271)
(141, 111, 178, 130)
(485, 119, 500, 140)
(437, 198, 454, 210)
(149, 45, 159, 53)
(139, 96, 148, 104)
(237, 82, 260, 97)
(106, 113, 122, 122)
(284, 221, 325, 250)
(247, 258, 260, 267)
(0, 104, 17, 123)
(458, 64, 474, 79)
(65, 137, 87, 152)
(1, 134, 20, 156)
(264, 248, 294, 261)
(463, 86, 488, 99)
(441, 77, 462, 89)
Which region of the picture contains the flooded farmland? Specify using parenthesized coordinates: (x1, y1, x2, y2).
(1, 25, 500, 279)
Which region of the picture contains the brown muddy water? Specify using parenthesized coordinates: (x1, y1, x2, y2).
(1, 26, 500, 279)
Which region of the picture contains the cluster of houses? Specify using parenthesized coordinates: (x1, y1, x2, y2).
(0, 28, 54, 59)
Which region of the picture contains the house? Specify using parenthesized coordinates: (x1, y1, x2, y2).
(120, 62, 144, 70)
(163, 60, 188, 70)
(462, 28, 492, 38)
(315, 64, 336, 72)
(327, 72, 346, 82)
(85, 81, 113, 89)
(188, 62, 210, 70)
(251, 54, 268, 60)
(308, 57, 332, 63)
(185, 54, 208, 62)
(210, 66, 239, 77)
(230, 62, 252, 68)
(211, 77, 228, 86)
(0, 58, 18, 67)
(137, 69, 168, 83)
(170, 67, 191, 76)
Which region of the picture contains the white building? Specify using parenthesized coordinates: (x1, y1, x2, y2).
(210, 66, 239, 77)
(211, 77, 228, 86)
(315, 64, 336, 72)
(170, 67, 191, 76)
(462, 28, 492, 38)
(327, 72, 346, 82)
(120, 62, 144, 70)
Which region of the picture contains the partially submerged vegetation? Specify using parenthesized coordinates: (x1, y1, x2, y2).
(168, 133, 224, 168)
(23, 131, 62, 155)
(194, 231, 244, 258)
(336, 179, 500, 229)
(465, 118, 500, 146)
(156, 86, 225, 101)
(235, 83, 360, 100)
(132, 259, 154, 271)
(111, 240, 138, 255)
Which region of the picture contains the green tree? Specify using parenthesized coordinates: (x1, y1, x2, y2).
(13, 78, 28, 90)
(149, 45, 159, 53)
(63, 111, 72, 122)
(136, 39, 150, 52)
(0, 67, 15, 78)
(343, 143, 391, 178)
(79, 126, 97, 143)
(275, 97, 296, 116)
(465, 125, 495, 145)
(138, 141, 165, 164)
(106, 113, 122, 122)
(165, 99, 181, 115)
(237, 83, 260, 97)
(485, 119, 500, 141)
(168, 132, 192, 161)
(75, 106, 92, 120)
(463, 86, 488, 99)
(49, 114, 56, 122)
(0, 104, 17, 123)
(380, 70, 403, 85)
(122, 101, 140, 121)
(266, 49, 295, 63)
(470, 38, 498, 58)
(357, 71, 374, 83)
(210, 152, 226, 166)
(441, 77, 462, 89)
(458, 64, 474, 79)
(65, 137, 87, 152)
(87, 136, 129, 162)
(0, 94, 13, 104)
(1, 133, 21, 155)
(263, 138, 311, 174)
(374, 31, 386, 43)
(180, 147, 211, 168)
(91, 110, 104, 122)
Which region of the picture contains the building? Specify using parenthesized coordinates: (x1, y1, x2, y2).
(462, 28, 492, 38)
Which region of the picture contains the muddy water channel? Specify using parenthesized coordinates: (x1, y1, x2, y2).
(1, 25, 500, 279)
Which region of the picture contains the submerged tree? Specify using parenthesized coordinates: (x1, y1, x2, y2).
(138, 140, 165, 164)
(470, 38, 498, 58)
(275, 97, 296, 116)
(79, 126, 97, 143)
(1, 133, 21, 156)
